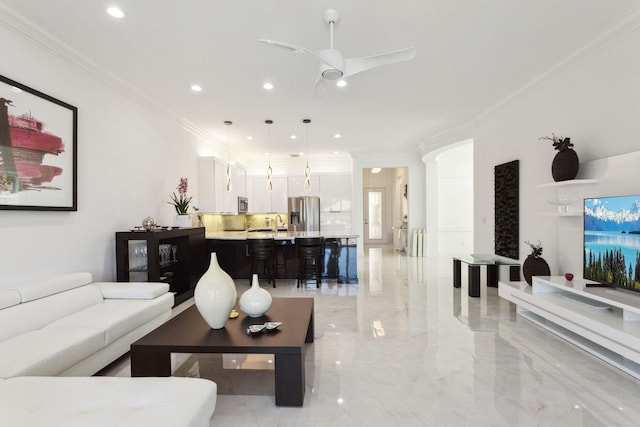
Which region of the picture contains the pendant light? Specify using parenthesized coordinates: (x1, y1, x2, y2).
(224, 120, 232, 192)
(265, 119, 273, 192)
(303, 118, 311, 191)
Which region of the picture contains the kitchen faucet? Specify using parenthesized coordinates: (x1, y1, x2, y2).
(275, 215, 283, 228)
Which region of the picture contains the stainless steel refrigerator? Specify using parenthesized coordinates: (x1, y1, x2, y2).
(288, 196, 320, 232)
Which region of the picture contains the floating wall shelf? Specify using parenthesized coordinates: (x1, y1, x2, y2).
(537, 178, 598, 188)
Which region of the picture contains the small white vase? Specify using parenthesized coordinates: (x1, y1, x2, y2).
(174, 214, 192, 228)
(239, 274, 273, 318)
(194, 253, 237, 329)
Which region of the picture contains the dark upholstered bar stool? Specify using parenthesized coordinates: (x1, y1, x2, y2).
(273, 239, 288, 276)
(247, 238, 276, 287)
(295, 237, 324, 287)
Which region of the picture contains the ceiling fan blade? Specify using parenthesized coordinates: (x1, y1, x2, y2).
(257, 39, 342, 70)
(313, 76, 327, 97)
(343, 47, 416, 78)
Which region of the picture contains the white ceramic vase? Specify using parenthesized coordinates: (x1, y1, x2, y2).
(174, 214, 191, 228)
(194, 253, 237, 329)
(239, 274, 273, 318)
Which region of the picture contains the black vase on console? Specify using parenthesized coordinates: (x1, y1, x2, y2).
(522, 240, 551, 285)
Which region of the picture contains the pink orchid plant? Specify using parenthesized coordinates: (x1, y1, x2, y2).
(168, 177, 192, 214)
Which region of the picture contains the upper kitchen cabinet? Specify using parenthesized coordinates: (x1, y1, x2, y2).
(287, 175, 320, 197)
(319, 175, 351, 212)
(198, 157, 246, 213)
(247, 176, 287, 213)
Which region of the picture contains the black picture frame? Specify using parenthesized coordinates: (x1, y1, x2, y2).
(0, 74, 77, 211)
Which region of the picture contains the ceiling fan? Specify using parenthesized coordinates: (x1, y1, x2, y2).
(258, 9, 416, 93)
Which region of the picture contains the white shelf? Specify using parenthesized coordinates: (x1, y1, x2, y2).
(540, 211, 582, 217)
(537, 179, 598, 188)
(499, 276, 640, 379)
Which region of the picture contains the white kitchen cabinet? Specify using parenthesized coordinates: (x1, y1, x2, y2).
(247, 176, 268, 213)
(319, 175, 351, 212)
(198, 157, 246, 213)
(270, 176, 288, 212)
(287, 175, 320, 197)
(247, 176, 287, 213)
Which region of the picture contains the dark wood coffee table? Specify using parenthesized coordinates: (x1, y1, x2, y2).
(130, 297, 314, 406)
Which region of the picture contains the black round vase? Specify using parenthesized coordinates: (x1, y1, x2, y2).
(522, 255, 551, 285)
(551, 148, 579, 182)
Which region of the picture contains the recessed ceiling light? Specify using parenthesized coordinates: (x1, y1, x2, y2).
(333, 151, 339, 154)
(246, 136, 253, 140)
(290, 135, 297, 140)
(299, 151, 304, 156)
(10, 86, 22, 93)
(333, 133, 341, 139)
(190, 84, 202, 92)
(336, 80, 347, 88)
(263, 82, 274, 90)
(106, 6, 125, 19)
(371, 168, 382, 174)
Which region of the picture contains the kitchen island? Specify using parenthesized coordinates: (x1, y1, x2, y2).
(207, 231, 358, 284)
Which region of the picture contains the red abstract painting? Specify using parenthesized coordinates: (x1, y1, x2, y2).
(0, 75, 77, 211)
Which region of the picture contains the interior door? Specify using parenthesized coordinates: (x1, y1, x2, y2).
(363, 187, 387, 244)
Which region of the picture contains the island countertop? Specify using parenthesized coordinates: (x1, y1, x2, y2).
(206, 231, 358, 241)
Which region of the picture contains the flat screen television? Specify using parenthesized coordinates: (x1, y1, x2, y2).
(584, 195, 640, 293)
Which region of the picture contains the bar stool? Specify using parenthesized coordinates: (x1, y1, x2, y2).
(273, 239, 288, 277)
(247, 238, 276, 287)
(295, 237, 324, 287)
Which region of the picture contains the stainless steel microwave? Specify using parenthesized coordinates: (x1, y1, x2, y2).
(238, 197, 248, 214)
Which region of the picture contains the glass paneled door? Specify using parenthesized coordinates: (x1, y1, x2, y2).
(364, 187, 387, 244)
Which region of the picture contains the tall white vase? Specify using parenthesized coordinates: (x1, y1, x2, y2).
(194, 253, 237, 329)
(239, 274, 273, 318)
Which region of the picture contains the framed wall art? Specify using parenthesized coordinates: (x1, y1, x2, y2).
(0, 74, 77, 211)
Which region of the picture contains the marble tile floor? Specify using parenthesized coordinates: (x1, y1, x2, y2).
(102, 245, 640, 426)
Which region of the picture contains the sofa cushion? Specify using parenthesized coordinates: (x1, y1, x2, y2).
(95, 282, 169, 300)
(0, 376, 217, 427)
(46, 293, 173, 344)
(0, 327, 105, 378)
(0, 285, 104, 342)
(13, 272, 93, 303)
(0, 289, 21, 309)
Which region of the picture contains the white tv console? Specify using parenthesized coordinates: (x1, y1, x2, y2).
(499, 276, 640, 379)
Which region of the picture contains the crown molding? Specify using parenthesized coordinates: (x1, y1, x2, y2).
(418, 8, 640, 157)
(0, 1, 219, 148)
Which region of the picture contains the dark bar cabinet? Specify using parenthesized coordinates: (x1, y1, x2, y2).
(116, 227, 208, 306)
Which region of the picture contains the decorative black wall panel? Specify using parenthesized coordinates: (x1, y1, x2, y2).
(494, 160, 519, 259)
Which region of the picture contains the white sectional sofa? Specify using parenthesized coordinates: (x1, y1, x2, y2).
(0, 272, 217, 426)
(0, 272, 174, 377)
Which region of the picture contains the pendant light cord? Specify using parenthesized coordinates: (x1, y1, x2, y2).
(225, 121, 232, 192)
(266, 120, 273, 192)
(303, 119, 311, 191)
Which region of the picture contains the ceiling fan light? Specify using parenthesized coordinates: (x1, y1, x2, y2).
(322, 68, 343, 80)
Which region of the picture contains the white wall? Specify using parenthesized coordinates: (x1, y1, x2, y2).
(424, 141, 473, 255)
(421, 14, 640, 274)
(0, 23, 218, 287)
